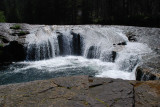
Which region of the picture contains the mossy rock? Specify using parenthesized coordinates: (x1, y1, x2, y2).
(18, 31, 30, 36)
(12, 31, 30, 36)
(10, 25, 21, 30)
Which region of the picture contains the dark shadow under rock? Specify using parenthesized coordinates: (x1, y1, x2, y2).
(0, 41, 25, 64)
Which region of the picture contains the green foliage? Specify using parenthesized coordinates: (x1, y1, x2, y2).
(10, 25, 21, 30)
(18, 31, 28, 36)
(0, 11, 6, 22)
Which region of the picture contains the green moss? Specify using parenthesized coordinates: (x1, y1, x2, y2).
(10, 25, 21, 30)
(18, 31, 26, 36)
(96, 98, 110, 107)
(11, 31, 29, 36)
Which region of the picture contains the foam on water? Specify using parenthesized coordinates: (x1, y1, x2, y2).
(9, 56, 135, 80)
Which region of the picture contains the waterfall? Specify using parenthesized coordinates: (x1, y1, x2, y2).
(0, 25, 154, 85)
(25, 25, 152, 75)
(25, 26, 129, 61)
(0, 25, 155, 85)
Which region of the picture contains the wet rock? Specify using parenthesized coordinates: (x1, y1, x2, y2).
(126, 32, 137, 42)
(87, 46, 101, 59)
(57, 33, 72, 56)
(136, 56, 160, 81)
(57, 34, 65, 55)
(136, 67, 159, 81)
(71, 32, 83, 56)
(101, 51, 117, 62)
(117, 42, 127, 45)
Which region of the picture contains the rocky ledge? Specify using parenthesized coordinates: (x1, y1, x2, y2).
(0, 23, 44, 65)
(0, 76, 160, 107)
(0, 23, 30, 65)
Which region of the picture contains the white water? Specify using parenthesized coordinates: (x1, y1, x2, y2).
(25, 26, 129, 60)
(1, 25, 152, 83)
(12, 56, 133, 80)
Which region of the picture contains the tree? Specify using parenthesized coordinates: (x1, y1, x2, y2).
(1, 0, 160, 27)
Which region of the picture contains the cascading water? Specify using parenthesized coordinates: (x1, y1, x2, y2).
(0, 25, 152, 85)
(25, 26, 129, 60)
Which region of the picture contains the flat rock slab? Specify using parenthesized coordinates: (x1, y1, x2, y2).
(0, 76, 160, 107)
